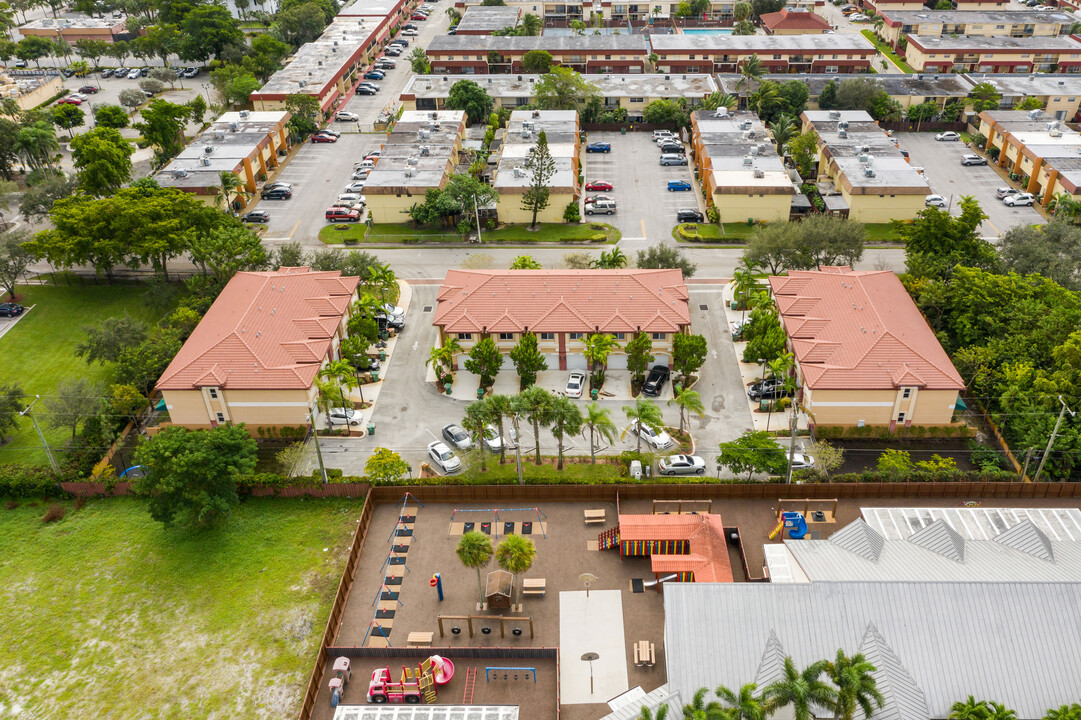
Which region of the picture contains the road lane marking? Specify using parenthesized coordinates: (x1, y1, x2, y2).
(640, 219, 647, 239)
(288, 218, 302, 239)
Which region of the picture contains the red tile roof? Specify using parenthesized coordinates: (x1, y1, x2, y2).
(768, 267, 964, 391)
(434, 269, 690, 334)
(156, 267, 360, 392)
(619, 513, 734, 583)
(760, 7, 832, 32)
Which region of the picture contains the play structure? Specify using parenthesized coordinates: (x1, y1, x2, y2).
(485, 666, 537, 683)
(436, 614, 535, 639)
(365, 656, 455, 705)
(485, 570, 514, 610)
(365, 493, 425, 648)
(770, 512, 808, 540)
(768, 499, 839, 540)
(448, 507, 548, 539)
(600, 512, 734, 586)
(329, 656, 352, 707)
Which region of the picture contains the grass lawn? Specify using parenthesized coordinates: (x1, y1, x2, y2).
(865, 223, 901, 242)
(320, 222, 621, 245)
(861, 30, 915, 73)
(672, 221, 900, 244)
(0, 284, 171, 466)
(457, 455, 622, 483)
(0, 496, 360, 720)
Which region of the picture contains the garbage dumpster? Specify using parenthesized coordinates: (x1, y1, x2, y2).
(367, 423, 375, 436)
(591, 388, 598, 400)
(371, 370, 379, 381)
(760, 399, 771, 412)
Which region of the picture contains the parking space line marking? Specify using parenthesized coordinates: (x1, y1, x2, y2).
(288, 219, 302, 240)
(640, 219, 646, 239)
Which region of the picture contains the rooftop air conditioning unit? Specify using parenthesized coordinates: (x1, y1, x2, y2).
(172, 169, 188, 178)
(829, 110, 841, 120)
(430, 111, 438, 119)
(420, 145, 430, 156)
(1047, 121, 1061, 131)
(858, 153, 869, 163)
(404, 167, 417, 178)
(532, 110, 540, 118)
(750, 145, 759, 156)
(739, 120, 751, 130)
(229, 122, 239, 132)
(743, 155, 753, 166)
(837, 121, 849, 129)
(838, 129, 848, 139)
(713, 107, 728, 118)
(239, 110, 250, 118)
(864, 168, 875, 178)
(753, 168, 765, 179)
(521, 128, 532, 138)
(419, 128, 430, 139)
(1029, 109, 1042, 120)
(1050, 129, 1063, 137)
(747, 130, 756, 139)
(860, 145, 871, 153)
(204, 145, 214, 154)
(513, 166, 525, 177)
(201, 156, 211, 166)
(407, 156, 419, 165)
(213, 132, 225, 141)
(523, 121, 534, 130)
(430, 122, 440, 130)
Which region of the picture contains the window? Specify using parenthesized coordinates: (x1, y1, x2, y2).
(605, 54, 612, 60)
(651, 332, 666, 341)
(902, 388, 912, 399)
(825, 66, 838, 73)
(209, 388, 218, 399)
(615, 333, 626, 340)
(216, 412, 225, 422)
(416, 98, 437, 110)
(457, 332, 472, 340)
(897, 412, 906, 423)
(498, 333, 514, 341)
(629, 96, 644, 103)
(540, 332, 555, 340)
(689, 54, 695, 60)
(569, 332, 583, 340)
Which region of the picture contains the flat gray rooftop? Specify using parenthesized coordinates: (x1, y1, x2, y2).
(337, 0, 402, 15)
(154, 111, 287, 188)
(428, 34, 648, 52)
(909, 34, 1081, 50)
(402, 73, 717, 100)
(649, 33, 874, 51)
(23, 14, 124, 29)
(964, 72, 1081, 97)
(717, 72, 972, 98)
(881, 9, 1073, 25)
(255, 17, 379, 96)
(455, 5, 521, 32)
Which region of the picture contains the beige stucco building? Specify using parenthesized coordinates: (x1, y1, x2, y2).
(493, 110, 579, 225)
(905, 35, 1081, 73)
(155, 268, 361, 432)
(979, 109, 1081, 206)
(770, 268, 964, 430)
(877, 10, 1073, 49)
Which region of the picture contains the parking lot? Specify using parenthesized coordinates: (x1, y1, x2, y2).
(581, 131, 704, 251)
(895, 132, 1044, 237)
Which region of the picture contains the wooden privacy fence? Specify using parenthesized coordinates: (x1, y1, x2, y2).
(59, 481, 372, 498)
(324, 646, 557, 660)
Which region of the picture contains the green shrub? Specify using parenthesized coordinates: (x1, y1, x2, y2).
(813, 424, 975, 440)
(0, 465, 63, 498)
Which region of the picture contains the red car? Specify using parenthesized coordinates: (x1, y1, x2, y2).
(326, 207, 361, 222)
(410, 12, 427, 19)
(585, 180, 613, 191)
(78, 85, 99, 94)
(58, 95, 85, 105)
(311, 132, 338, 143)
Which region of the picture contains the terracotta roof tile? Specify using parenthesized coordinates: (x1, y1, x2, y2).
(156, 268, 360, 392)
(761, 8, 832, 31)
(434, 269, 690, 335)
(768, 268, 964, 391)
(621, 513, 733, 583)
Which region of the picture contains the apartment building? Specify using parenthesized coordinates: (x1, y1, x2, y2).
(451, 0, 740, 23)
(800, 110, 930, 223)
(649, 34, 876, 74)
(760, 7, 833, 35)
(689, 109, 796, 224)
(963, 73, 1081, 121)
(454, 5, 522, 33)
(426, 35, 649, 73)
(493, 110, 579, 224)
(904, 35, 1081, 73)
(363, 110, 468, 224)
(433, 269, 691, 372)
(20, 15, 130, 42)
(979, 109, 1081, 205)
(877, 10, 1073, 49)
(864, 0, 1008, 12)
(716, 72, 973, 112)
(400, 73, 718, 121)
(154, 111, 291, 209)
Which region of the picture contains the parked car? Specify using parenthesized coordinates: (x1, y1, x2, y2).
(352, 169, 370, 181)
(565, 371, 586, 398)
(365, 150, 382, 159)
(364, 70, 385, 80)
(354, 355, 381, 372)
(403, 24, 418, 30)
(338, 193, 363, 204)
(336, 111, 359, 122)
(375, 311, 404, 331)
(585, 194, 613, 205)
(747, 377, 793, 400)
(78, 85, 99, 94)
(344, 182, 367, 194)
(960, 154, 987, 166)
(659, 142, 683, 154)
(442, 423, 473, 451)
(667, 180, 692, 191)
(584, 199, 616, 216)
(57, 95, 85, 105)
(676, 209, 704, 223)
(849, 12, 868, 20)
(642, 364, 670, 397)
(632, 422, 674, 450)
(375, 59, 396, 69)
(326, 207, 361, 221)
(402, 28, 418, 35)
(482, 424, 508, 452)
(660, 154, 688, 166)
(383, 302, 404, 317)
(586, 142, 611, 153)
(311, 132, 338, 143)
(788, 452, 816, 470)
(183, 67, 200, 78)
(265, 180, 292, 190)
(427, 441, 461, 473)
(658, 454, 706, 476)
(585, 180, 613, 191)
(100, 68, 113, 78)
(925, 194, 947, 208)
(1004, 192, 1035, 207)
(241, 210, 271, 223)
(384, 47, 402, 56)
(327, 407, 363, 425)
(935, 131, 960, 142)
(0, 302, 24, 317)
(652, 130, 677, 141)
(410, 12, 427, 19)
(356, 85, 378, 95)
(261, 186, 292, 200)
(390, 38, 409, 47)
(127, 68, 141, 79)
(996, 187, 1022, 199)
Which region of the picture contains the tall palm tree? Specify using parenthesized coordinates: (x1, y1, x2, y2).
(353, 291, 383, 319)
(212, 170, 246, 212)
(762, 657, 837, 720)
(701, 92, 738, 112)
(770, 115, 797, 154)
(623, 396, 664, 453)
(582, 402, 617, 463)
(751, 82, 780, 118)
(446, 6, 461, 22)
(549, 395, 584, 470)
(456, 530, 493, 606)
(715, 683, 766, 720)
(683, 687, 725, 720)
(463, 399, 490, 472)
(826, 650, 884, 720)
(366, 263, 397, 304)
(15, 121, 60, 171)
(949, 697, 991, 720)
(736, 55, 764, 108)
(519, 12, 541, 35)
(669, 387, 705, 434)
(733, 1, 752, 21)
(320, 359, 359, 435)
(648, 52, 660, 72)
(495, 534, 536, 605)
(732, 265, 758, 315)
(583, 333, 621, 375)
(315, 378, 338, 428)
(427, 344, 453, 374)
(512, 385, 554, 465)
(486, 393, 513, 465)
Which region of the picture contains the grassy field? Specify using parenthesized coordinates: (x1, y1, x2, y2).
(861, 30, 915, 73)
(673, 221, 900, 244)
(0, 284, 169, 466)
(0, 496, 361, 720)
(320, 222, 621, 245)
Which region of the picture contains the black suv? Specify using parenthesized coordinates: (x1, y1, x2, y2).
(261, 187, 292, 200)
(747, 378, 793, 400)
(0, 302, 23, 317)
(677, 209, 704, 223)
(642, 364, 670, 397)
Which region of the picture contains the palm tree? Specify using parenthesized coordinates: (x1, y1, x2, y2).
(683, 687, 725, 720)
(582, 402, 617, 463)
(549, 395, 584, 470)
(715, 683, 766, 720)
(512, 385, 554, 466)
(623, 396, 664, 453)
(15, 121, 60, 171)
(733, 1, 752, 21)
(639, 706, 669, 720)
(456, 530, 494, 607)
(427, 344, 453, 374)
(732, 265, 758, 315)
(701, 92, 738, 112)
(583, 333, 621, 375)
(949, 697, 991, 720)
(751, 82, 780, 118)
(592, 247, 628, 269)
(733, 19, 756, 35)
(826, 650, 884, 720)
(669, 387, 705, 435)
(770, 115, 797, 153)
(987, 704, 1018, 720)
(1044, 705, 1081, 720)
(211, 170, 246, 212)
(366, 263, 397, 304)
(762, 657, 837, 720)
(648, 51, 660, 72)
(315, 379, 338, 428)
(519, 12, 541, 35)
(446, 6, 461, 22)
(736, 55, 765, 108)
(486, 393, 513, 465)
(320, 359, 359, 435)
(463, 399, 490, 473)
(495, 534, 536, 605)
(765, 352, 796, 432)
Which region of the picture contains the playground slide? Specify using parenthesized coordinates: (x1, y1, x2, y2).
(768, 520, 785, 541)
(429, 655, 455, 685)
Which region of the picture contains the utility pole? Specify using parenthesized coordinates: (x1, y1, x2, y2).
(785, 410, 799, 484)
(1019, 447, 1033, 482)
(21, 395, 60, 474)
(473, 193, 483, 244)
(1033, 396, 1075, 483)
(309, 407, 329, 484)
(511, 413, 524, 485)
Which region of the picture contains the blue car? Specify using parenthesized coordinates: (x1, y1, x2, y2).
(667, 180, 692, 192)
(364, 70, 385, 80)
(585, 142, 611, 153)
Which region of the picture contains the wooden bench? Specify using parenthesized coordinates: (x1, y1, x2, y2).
(407, 631, 434, 647)
(634, 641, 656, 668)
(584, 509, 606, 524)
(523, 578, 546, 597)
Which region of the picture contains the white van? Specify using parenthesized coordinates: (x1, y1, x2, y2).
(585, 199, 616, 216)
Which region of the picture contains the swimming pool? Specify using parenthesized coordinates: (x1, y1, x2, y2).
(682, 27, 733, 34)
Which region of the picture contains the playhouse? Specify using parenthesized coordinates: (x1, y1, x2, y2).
(602, 512, 734, 584)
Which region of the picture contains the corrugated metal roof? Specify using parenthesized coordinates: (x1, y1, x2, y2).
(828, 518, 885, 561)
(862, 507, 1081, 541)
(600, 685, 683, 720)
(663, 582, 1081, 720)
(753, 629, 788, 688)
(995, 520, 1054, 562)
(908, 520, 965, 563)
(857, 624, 929, 720)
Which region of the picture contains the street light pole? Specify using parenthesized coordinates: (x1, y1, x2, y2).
(21, 395, 60, 474)
(309, 407, 329, 484)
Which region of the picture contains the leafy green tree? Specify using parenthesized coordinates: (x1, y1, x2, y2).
(763, 658, 837, 720)
(445, 79, 494, 124)
(464, 399, 492, 472)
(906, 101, 938, 122)
(827, 650, 884, 720)
(1043, 705, 1081, 720)
(0, 228, 31, 301)
(669, 386, 704, 435)
(794, 214, 866, 268)
(593, 247, 628, 269)
(116, 329, 183, 396)
(15, 36, 52, 67)
(635, 244, 697, 277)
(512, 385, 554, 465)
(787, 130, 819, 180)
(15, 120, 59, 172)
(899, 196, 997, 279)
(495, 533, 535, 604)
(365, 447, 411, 483)
(75, 38, 109, 68)
(682, 688, 725, 719)
(522, 49, 552, 73)
(71, 127, 134, 196)
(742, 307, 786, 364)
(968, 83, 1002, 112)
(770, 115, 798, 153)
(510, 255, 541, 269)
(409, 47, 431, 74)
(625, 332, 654, 387)
(285, 93, 321, 139)
(998, 221, 1081, 291)
(549, 395, 583, 469)
(76, 314, 148, 365)
(457, 530, 494, 605)
(509, 332, 548, 388)
(51, 103, 84, 139)
(208, 63, 261, 107)
(583, 333, 620, 374)
(45, 376, 101, 443)
(134, 99, 190, 167)
(817, 80, 838, 110)
(275, 2, 328, 47)
(187, 225, 268, 286)
(533, 67, 600, 113)
(583, 401, 616, 464)
(0, 382, 24, 443)
(623, 395, 664, 454)
(642, 98, 689, 128)
(673, 333, 707, 384)
(94, 104, 129, 129)
(877, 448, 912, 476)
(834, 77, 882, 112)
(718, 429, 785, 479)
(464, 336, 502, 388)
(118, 88, 146, 116)
(133, 424, 258, 529)
(522, 130, 555, 229)
(179, 4, 244, 62)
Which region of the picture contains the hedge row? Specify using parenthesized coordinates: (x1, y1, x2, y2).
(801, 469, 1017, 483)
(0, 465, 64, 498)
(814, 424, 976, 440)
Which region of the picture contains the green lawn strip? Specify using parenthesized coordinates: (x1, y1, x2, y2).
(0, 284, 170, 466)
(320, 222, 620, 245)
(864, 223, 899, 242)
(861, 30, 915, 73)
(0, 496, 360, 719)
(462, 457, 623, 483)
(671, 222, 756, 243)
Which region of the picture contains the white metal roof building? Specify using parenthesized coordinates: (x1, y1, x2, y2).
(664, 581, 1081, 720)
(862, 506, 1081, 540)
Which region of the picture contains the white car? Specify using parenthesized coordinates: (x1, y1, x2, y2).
(632, 422, 674, 450)
(127, 68, 141, 79)
(352, 169, 369, 181)
(383, 302, 404, 317)
(652, 130, 677, 142)
(483, 423, 516, 452)
(327, 407, 363, 425)
(657, 454, 706, 476)
(935, 131, 960, 142)
(1003, 192, 1035, 207)
(344, 182, 367, 194)
(788, 452, 815, 470)
(565, 371, 586, 398)
(402, 28, 418, 35)
(849, 12, 868, 20)
(427, 441, 462, 474)
(336, 111, 359, 122)
(338, 193, 362, 203)
(925, 194, 948, 208)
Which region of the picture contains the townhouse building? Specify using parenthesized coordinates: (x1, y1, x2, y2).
(649, 34, 876, 74)
(426, 34, 650, 73)
(904, 35, 1081, 73)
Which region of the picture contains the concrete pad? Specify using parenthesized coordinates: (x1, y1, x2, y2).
(559, 589, 629, 704)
